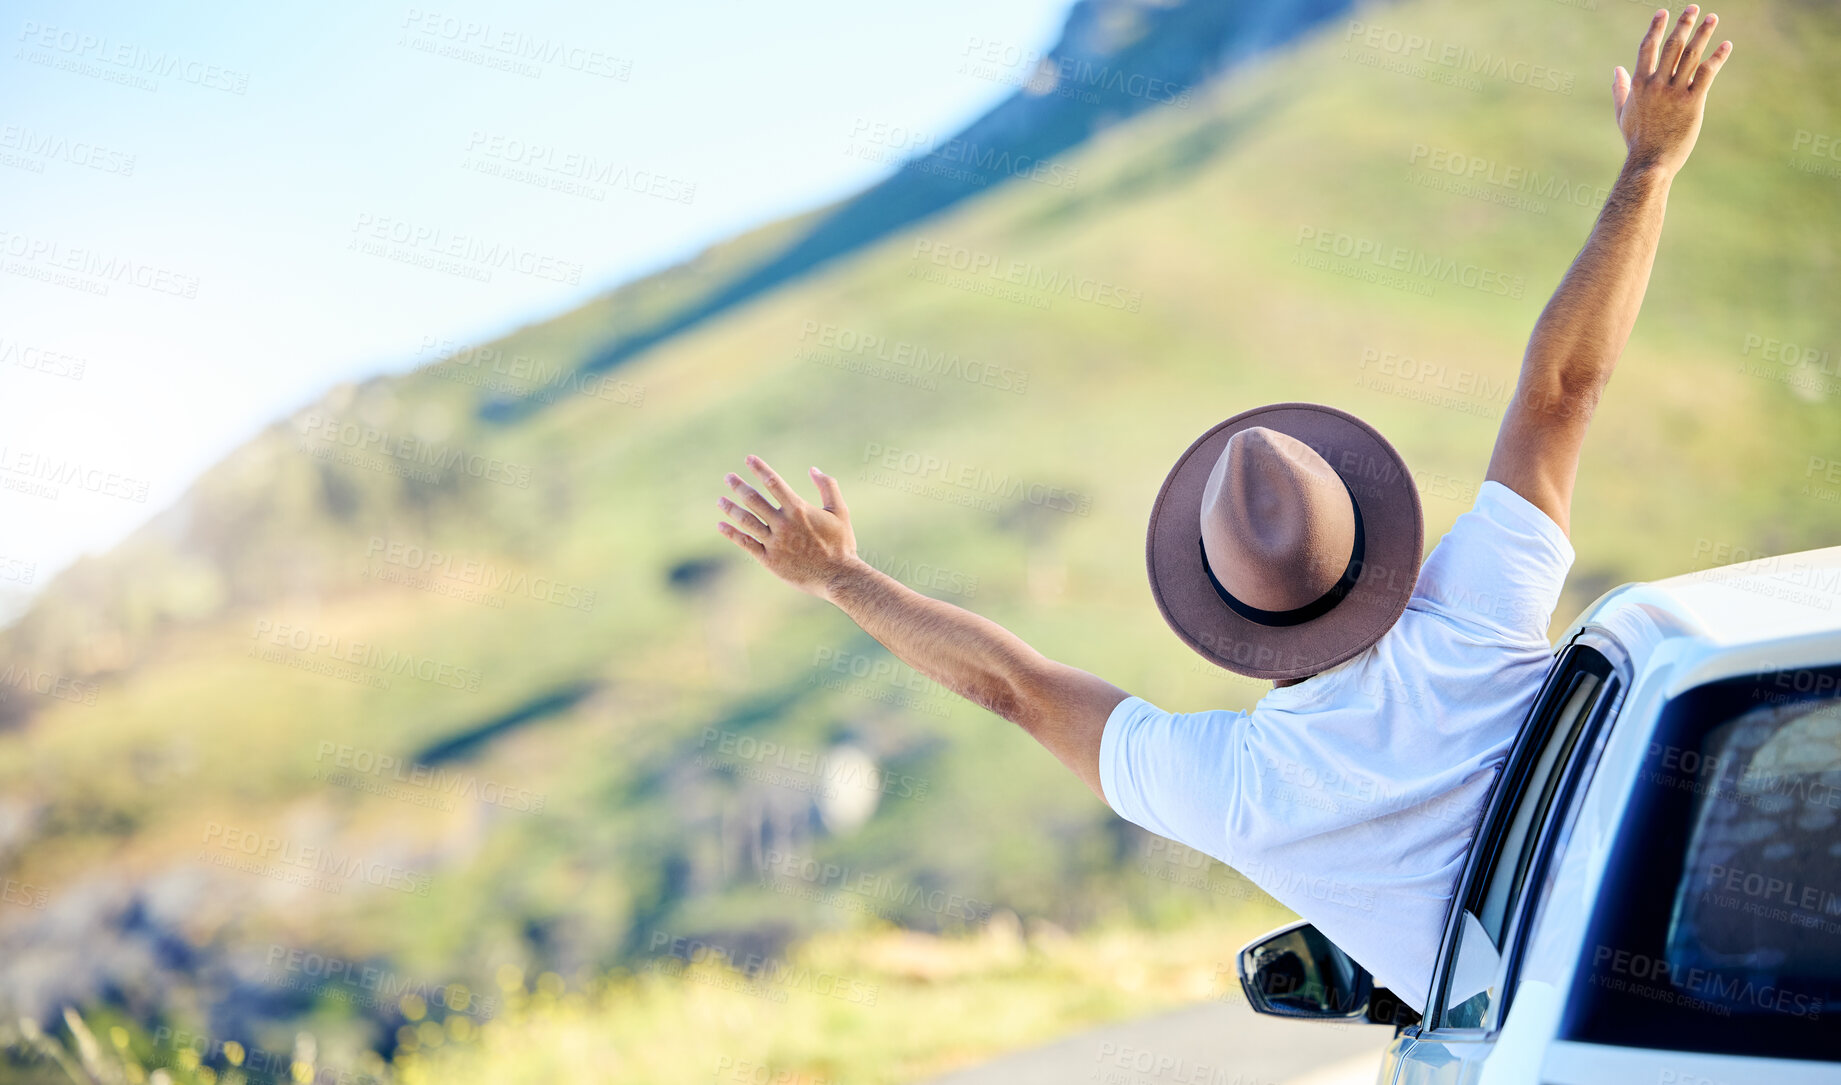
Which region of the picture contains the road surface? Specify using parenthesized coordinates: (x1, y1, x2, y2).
(919, 996, 1390, 1085)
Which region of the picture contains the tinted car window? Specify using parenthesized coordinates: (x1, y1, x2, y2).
(1563, 666, 1841, 1061)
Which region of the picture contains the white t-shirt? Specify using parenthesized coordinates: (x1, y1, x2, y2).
(1099, 480, 1575, 1012)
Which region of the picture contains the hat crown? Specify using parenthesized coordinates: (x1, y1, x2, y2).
(1199, 427, 1356, 612)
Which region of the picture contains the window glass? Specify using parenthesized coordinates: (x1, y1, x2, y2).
(1564, 667, 1841, 1061)
(1479, 673, 1601, 938)
(1437, 651, 1610, 1028)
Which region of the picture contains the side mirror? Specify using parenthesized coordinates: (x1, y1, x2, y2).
(1237, 920, 1375, 1021)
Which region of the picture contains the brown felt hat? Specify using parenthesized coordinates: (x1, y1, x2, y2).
(1147, 402, 1423, 681)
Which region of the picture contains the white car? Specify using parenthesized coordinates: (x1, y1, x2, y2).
(1236, 547, 1841, 1083)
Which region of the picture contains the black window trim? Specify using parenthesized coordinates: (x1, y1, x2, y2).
(1485, 633, 1628, 1031)
(1418, 629, 1630, 1039)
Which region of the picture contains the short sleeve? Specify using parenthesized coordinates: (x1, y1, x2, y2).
(1410, 480, 1576, 642)
(1099, 695, 1246, 865)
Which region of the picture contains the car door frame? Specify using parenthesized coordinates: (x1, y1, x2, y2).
(1386, 628, 1632, 1079)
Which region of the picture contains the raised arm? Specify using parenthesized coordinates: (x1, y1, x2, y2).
(716, 455, 1128, 801)
(1487, 6, 1731, 536)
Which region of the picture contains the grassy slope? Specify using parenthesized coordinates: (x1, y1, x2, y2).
(4, 0, 1840, 1074)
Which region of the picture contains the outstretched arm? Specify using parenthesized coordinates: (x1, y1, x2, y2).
(1487, 5, 1731, 536)
(716, 455, 1128, 801)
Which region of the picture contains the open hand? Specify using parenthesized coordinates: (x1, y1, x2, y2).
(716, 455, 860, 599)
(1614, 6, 1732, 175)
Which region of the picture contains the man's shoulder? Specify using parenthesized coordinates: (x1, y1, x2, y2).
(1407, 480, 1577, 643)
(1418, 481, 1576, 580)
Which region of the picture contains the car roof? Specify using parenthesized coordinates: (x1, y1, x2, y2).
(1568, 541, 1841, 644)
(1635, 543, 1841, 645)
(1564, 544, 1841, 695)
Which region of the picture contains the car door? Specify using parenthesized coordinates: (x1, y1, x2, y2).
(1386, 634, 1628, 1085)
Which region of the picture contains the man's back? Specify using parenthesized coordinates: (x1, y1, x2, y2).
(1099, 480, 1575, 1010)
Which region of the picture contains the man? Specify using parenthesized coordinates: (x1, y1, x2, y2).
(713, 7, 1731, 1014)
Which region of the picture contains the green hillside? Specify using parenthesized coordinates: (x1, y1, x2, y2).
(4, 0, 1839, 1079)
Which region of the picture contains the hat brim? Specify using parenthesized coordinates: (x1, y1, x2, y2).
(1147, 402, 1424, 681)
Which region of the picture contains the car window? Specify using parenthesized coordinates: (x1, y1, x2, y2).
(1563, 665, 1841, 1062)
(1434, 646, 1617, 1029)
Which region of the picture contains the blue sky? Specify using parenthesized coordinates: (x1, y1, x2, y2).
(0, 0, 1071, 615)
